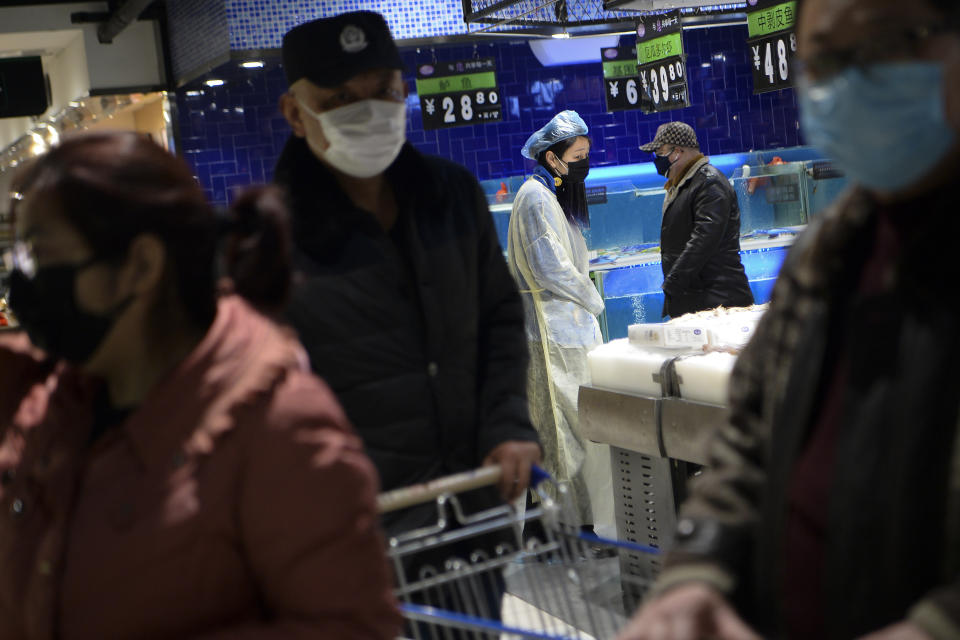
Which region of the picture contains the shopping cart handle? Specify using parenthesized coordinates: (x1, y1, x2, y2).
(377, 464, 553, 514)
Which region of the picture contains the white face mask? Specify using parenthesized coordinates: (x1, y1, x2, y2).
(298, 99, 407, 179)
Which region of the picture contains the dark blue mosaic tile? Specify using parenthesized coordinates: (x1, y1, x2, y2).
(175, 24, 801, 207)
(166, 0, 229, 84)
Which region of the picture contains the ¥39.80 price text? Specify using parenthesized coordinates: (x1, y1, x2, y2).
(638, 56, 689, 112)
(641, 60, 684, 106)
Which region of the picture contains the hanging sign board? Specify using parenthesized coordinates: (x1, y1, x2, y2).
(636, 11, 689, 113)
(415, 57, 502, 130)
(601, 46, 643, 112)
(746, 0, 798, 93)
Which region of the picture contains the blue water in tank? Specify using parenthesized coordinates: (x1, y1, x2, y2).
(599, 244, 790, 340)
(484, 146, 848, 341)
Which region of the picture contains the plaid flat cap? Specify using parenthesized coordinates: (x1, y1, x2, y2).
(640, 121, 699, 152)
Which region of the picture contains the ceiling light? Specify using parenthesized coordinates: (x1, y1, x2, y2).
(529, 34, 620, 66)
(240, 60, 264, 69)
(204, 79, 225, 87)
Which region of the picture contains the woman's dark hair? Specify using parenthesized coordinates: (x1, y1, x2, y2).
(11, 131, 291, 327)
(536, 135, 592, 227)
(220, 187, 291, 312)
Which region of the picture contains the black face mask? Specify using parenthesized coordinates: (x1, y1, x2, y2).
(8, 261, 130, 364)
(559, 157, 590, 183)
(654, 152, 676, 177)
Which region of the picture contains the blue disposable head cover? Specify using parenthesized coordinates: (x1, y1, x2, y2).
(521, 110, 589, 160)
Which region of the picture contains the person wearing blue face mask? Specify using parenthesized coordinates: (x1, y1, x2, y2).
(618, 1, 960, 639)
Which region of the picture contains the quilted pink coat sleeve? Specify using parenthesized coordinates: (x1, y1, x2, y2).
(191, 367, 403, 639)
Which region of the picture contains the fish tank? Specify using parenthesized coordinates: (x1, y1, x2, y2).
(483, 147, 848, 338)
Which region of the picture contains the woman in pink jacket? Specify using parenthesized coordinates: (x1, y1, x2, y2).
(0, 131, 401, 639)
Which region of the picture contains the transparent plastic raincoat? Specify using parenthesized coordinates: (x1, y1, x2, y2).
(507, 143, 606, 524)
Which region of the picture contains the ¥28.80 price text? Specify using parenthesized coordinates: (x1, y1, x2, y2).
(421, 89, 501, 129)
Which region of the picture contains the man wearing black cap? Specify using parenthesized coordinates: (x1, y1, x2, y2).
(640, 121, 753, 318)
(274, 10, 540, 543)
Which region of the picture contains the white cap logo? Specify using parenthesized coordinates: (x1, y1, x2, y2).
(340, 25, 368, 53)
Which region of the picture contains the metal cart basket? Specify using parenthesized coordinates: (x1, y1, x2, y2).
(378, 465, 659, 639)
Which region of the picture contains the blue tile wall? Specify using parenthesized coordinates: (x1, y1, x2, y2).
(226, 0, 471, 47)
(166, 0, 230, 85)
(223, 0, 748, 47)
(176, 24, 802, 207)
(405, 26, 801, 180)
(177, 61, 291, 205)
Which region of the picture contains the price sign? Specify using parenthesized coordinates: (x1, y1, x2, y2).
(764, 175, 801, 204)
(586, 186, 608, 205)
(415, 57, 502, 130)
(747, 0, 798, 93)
(636, 11, 690, 113)
(638, 57, 688, 113)
(601, 46, 643, 112)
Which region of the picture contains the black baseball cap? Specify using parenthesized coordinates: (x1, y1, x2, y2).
(282, 11, 405, 88)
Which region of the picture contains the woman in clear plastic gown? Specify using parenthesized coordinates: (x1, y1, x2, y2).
(507, 110, 610, 533)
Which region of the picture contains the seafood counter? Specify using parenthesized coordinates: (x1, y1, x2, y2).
(577, 305, 767, 590)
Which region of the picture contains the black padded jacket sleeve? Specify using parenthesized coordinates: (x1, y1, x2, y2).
(470, 179, 540, 459)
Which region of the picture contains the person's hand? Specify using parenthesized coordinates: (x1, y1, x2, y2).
(617, 583, 761, 640)
(856, 622, 932, 640)
(482, 440, 542, 502)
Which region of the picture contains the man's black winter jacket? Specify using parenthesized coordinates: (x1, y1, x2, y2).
(660, 159, 754, 317)
(274, 138, 538, 533)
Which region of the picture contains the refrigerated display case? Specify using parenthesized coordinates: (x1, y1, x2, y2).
(483, 147, 848, 339)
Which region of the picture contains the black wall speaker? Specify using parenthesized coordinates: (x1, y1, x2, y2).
(0, 57, 49, 118)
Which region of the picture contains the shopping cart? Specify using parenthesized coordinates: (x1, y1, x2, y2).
(378, 465, 660, 639)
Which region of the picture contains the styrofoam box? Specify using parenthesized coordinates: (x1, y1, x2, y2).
(674, 352, 738, 405)
(588, 338, 690, 397)
(707, 321, 755, 349)
(628, 323, 709, 349)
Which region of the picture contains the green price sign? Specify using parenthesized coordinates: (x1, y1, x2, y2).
(415, 71, 497, 97)
(635, 11, 688, 114)
(637, 32, 683, 65)
(603, 60, 637, 79)
(416, 57, 502, 130)
(747, 0, 798, 93)
(601, 46, 643, 112)
(747, 1, 798, 38)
